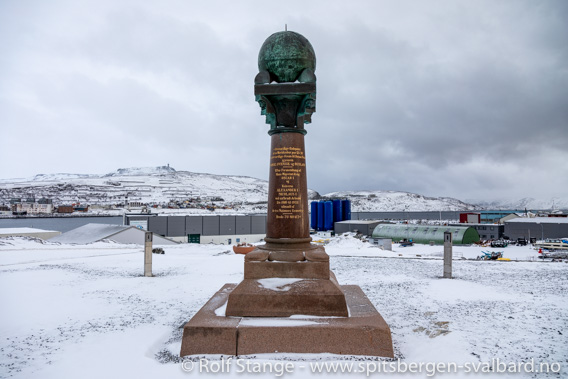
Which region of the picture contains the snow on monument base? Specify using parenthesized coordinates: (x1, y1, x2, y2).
(180, 283, 394, 357)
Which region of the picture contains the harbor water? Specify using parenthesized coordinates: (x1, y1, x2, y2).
(0, 216, 124, 233)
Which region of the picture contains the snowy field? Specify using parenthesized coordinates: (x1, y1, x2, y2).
(1, 236, 566, 378)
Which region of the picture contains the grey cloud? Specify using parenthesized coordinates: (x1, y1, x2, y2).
(0, 0, 566, 203)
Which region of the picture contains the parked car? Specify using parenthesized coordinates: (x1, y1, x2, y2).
(491, 240, 508, 248)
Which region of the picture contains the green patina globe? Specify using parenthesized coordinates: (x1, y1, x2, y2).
(258, 31, 316, 83)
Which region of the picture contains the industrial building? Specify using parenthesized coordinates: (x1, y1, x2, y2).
(459, 212, 481, 223)
(351, 211, 465, 221)
(372, 224, 480, 245)
(449, 223, 504, 241)
(334, 220, 381, 236)
(349, 210, 524, 223)
(125, 214, 267, 244)
(504, 217, 568, 240)
(122, 212, 568, 246)
(9, 198, 54, 215)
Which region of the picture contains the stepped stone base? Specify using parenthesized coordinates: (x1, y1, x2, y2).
(180, 284, 394, 357)
(225, 274, 348, 317)
(225, 243, 349, 317)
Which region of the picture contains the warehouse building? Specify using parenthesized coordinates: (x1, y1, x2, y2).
(372, 224, 480, 245)
(350, 210, 526, 223)
(504, 217, 568, 240)
(334, 220, 381, 236)
(125, 214, 267, 244)
(449, 223, 504, 241)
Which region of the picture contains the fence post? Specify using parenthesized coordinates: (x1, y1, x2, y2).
(443, 231, 452, 279)
(144, 232, 153, 277)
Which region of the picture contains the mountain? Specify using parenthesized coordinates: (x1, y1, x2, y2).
(321, 190, 481, 212)
(0, 166, 317, 213)
(469, 197, 568, 211)
(104, 166, 177, 177)
(0, 166, 483, 213)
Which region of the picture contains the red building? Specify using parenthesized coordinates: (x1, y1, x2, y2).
(460, 212, 481, 224)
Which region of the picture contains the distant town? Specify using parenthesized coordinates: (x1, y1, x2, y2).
(0, 196, 236, 217)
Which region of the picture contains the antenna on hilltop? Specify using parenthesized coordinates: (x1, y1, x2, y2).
(285, 24, 287, 31)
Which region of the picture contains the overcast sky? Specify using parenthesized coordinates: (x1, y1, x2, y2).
(1, 0, 566, 202)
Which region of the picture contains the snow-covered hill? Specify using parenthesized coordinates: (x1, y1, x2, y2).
(322, 190, 481, 212)
(0, 166, 317, 213)
(1, 166, 486, 213)
(469, 197, 568, 211)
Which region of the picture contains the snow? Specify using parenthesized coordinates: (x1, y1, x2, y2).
(323, 190, 481, 211)
(426, 279, 523, 303)
(214, 301, 228, 317)
(0, 166, 277, 213)
(0, 227, 59, 234)
(257, 278, 305, 291)
(326, 233, 543, 261)
(2, 167, 567, 214)
(288, 314, 343, 319)
(472, 197, 568, 211)
(1, 236, 567, 378)
(0, 166, 485, 214)
(49, 223, 132, 244)
(239, 319, 323, 327)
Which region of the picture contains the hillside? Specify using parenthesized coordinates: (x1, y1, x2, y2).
(1, 166, 483, 213)
(322, 190, 481, 212)
(469, 197, 568, 211)
(0, 166, 311, 213)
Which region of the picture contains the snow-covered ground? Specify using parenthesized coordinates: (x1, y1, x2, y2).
(1, 236, 566, 378)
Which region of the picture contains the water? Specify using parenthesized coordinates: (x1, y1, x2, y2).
(0, 216, 124, 233)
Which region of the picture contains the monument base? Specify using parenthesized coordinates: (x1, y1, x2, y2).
(225, 243, 349, 317)
(180, 284, 394, 357)
(225, 273, 348, 317)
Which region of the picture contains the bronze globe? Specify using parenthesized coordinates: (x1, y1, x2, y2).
(258, 31, 316, 83)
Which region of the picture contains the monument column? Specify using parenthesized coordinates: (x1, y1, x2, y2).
(266, 132, 310, 241)
(224, 30, 348, 315)
(180, 30, 393, 358)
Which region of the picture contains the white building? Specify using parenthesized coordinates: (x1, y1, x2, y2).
(14, 202, 54, 214)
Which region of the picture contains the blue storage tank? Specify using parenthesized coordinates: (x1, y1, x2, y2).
(310, 201, 318, 230)
(341, 199, 351, 220)
(317, 201, 325, 231)
(324, 201, 333, 231)
(332, 199, 343, 222)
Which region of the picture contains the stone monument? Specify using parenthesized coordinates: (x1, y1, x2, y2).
(180, 30, 394, 357)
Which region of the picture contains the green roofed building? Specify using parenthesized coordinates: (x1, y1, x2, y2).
(372, 224, 480, 245)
